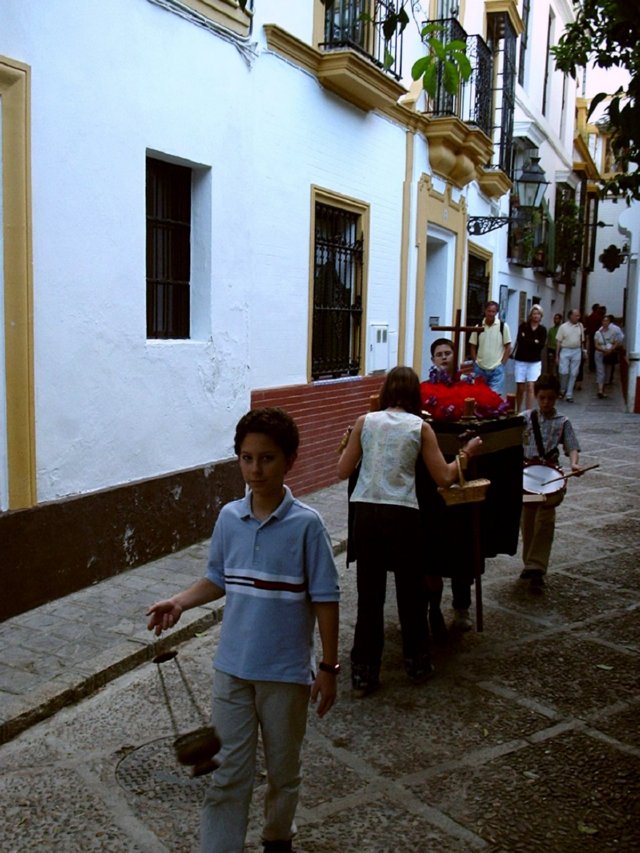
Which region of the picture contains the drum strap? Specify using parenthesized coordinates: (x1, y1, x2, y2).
(530, 411, 561, 464)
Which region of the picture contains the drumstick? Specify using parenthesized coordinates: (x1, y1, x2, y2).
(542, 463, 600, 486)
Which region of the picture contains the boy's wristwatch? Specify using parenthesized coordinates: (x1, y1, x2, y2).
(318, 661, 341, 674)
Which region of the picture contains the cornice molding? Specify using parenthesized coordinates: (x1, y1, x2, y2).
(317, 50, 406, 113)
(150, 0, 253, 38)
(574, 134, 600, 180)
(484, 0, 524, 36)
(264, 24, 410, 120)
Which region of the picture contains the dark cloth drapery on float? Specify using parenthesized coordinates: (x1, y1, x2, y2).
(418, 416, 524, 574)
(347, 415, 524, 573)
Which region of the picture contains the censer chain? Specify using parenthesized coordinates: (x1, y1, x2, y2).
(173, 657, 209, 726)
(156, 662, 180, 737)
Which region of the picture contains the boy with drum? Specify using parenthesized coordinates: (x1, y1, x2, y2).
(520, 374, 582, 587)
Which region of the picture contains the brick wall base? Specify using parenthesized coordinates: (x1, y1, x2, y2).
(251, 375, 384, 496)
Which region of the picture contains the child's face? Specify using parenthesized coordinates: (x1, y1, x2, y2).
(238, 433, 294, 501)
(536, 389, 558, 415)
(432, 344, 454, 373)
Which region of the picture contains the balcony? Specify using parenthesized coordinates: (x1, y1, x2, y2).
(320, 0, 404, 80)
(423, 19, 493, 137)
(316, 0, 405, 112)
(421, 19, 494, 189)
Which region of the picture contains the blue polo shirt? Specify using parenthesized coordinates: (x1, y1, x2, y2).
(206, 486, 340, 685)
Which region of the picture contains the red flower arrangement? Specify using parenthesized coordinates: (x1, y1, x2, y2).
(420, 374, 509, 421)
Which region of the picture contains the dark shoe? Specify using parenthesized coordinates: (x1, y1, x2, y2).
(405, 654, 434, 684)
(263, 841, 293, 852)
(351, 662, 380, 698)
(565, 397, 573, 403)
(528, 570, 545, 588)
(351, 677, 379, 698)
(429, 606, 448, 644)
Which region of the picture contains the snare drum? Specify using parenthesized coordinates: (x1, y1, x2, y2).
(523, 462, 566, 506)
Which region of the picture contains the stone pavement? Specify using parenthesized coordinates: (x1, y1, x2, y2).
(1, 368, 639, 851)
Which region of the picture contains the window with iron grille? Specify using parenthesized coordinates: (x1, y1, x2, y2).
(312, 202, 364, 379)
(486, 11, 517, 175)
(466, 254, 489, 332)
(517, 0, 530, 86)
(146, 157, 191, 339)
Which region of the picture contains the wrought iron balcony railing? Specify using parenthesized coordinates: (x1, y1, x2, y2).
(422, 19, 493, 138)
(320, 0, 404, 81)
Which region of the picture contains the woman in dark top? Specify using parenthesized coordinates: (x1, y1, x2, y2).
(514, 305, 547, 412)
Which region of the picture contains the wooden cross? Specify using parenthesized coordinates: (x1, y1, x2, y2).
(430, 308, 483, 374)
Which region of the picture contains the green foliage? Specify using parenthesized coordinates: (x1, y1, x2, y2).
(555, 198, 583, 278)
(551, 0, 640, 201)
(412, 25, 472, 98)
(321, 1, 471, 96)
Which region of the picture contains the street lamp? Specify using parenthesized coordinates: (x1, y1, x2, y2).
(467, 153, 550, 235)
(514, 153, 550, 209)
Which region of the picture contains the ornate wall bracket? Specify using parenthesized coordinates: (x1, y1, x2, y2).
(476, 166, 513, 198)
(423, 116, 493, 189)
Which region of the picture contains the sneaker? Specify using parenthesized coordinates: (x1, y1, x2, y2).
(452, 608, 473, 631)
(565, 397, 574, 402)
(529, 572, 545, 588)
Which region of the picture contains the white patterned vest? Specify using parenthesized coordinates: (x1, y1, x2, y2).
(350, 409, 422, 509)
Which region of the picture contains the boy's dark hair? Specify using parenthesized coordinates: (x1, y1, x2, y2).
(430, 337, 455, 357)
(484, 300, 499, 311)
(606, 314, 615, 322)
(533, 373, 561, 395)
(234, 407, 300, 458)
(379, 366, 422, 416)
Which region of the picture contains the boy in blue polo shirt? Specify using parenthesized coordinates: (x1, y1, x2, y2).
(147, 408, 340, 853)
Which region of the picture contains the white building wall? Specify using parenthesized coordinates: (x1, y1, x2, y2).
(2, 0, 410, 503)
(588, 197, 628, 317)
(248, 49, 407, 387)
(499, 0, 577, 325)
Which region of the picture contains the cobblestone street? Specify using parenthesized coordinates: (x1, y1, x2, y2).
(1, 374, 639, 851)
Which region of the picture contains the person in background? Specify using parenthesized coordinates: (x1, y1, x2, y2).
(585, 303, 601, 372)
(546, 313, 563, 375)
(147, 407, 340, 853)
(513, 305, 547, 413)
(469, 301, 512, 397)
(594, 314, 625, 398)
(556, 309, 584, 402)
(337, 366, 482, 697)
